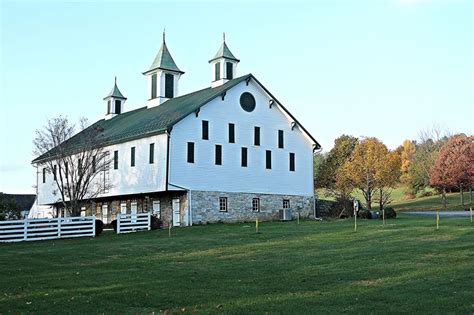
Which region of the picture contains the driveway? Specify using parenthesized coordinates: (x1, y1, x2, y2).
(404, 211, 472, 217)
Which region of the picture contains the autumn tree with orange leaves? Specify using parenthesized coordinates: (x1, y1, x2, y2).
(430, 134, 474, 208)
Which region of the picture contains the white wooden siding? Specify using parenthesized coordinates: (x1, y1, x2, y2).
(169, 80, 314, 196)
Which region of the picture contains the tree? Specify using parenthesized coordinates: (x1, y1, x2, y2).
(33, 116, 111, 217)
(0, 195, 21, 220)
(430, 134, 474, 207)
(375, 151, 401, 210)
(336, 138, 390, 210)
(316, 135, 358, 192)
(399, 139, 416, 184)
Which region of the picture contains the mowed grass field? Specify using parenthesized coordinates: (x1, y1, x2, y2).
(1, 215, 473, 313)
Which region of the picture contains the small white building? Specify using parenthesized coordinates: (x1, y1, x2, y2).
(32, 35, 321, 226)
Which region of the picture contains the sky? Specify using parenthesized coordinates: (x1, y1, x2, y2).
(0, 0, 473, 194)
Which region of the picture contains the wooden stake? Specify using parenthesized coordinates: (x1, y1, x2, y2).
(354, 212, 357, 232)
(436, 210, 440, 230)
(297, 212, 300, 225)
(168, 224, 171, 237)
(382, 208, 385, 226)
(256, 217, 259, 234)
(470, 207, 473, 223)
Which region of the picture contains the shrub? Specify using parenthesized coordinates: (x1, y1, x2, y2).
(358, 209, 372, 219)
(95, 220, 104, 236)
(381, 207, 397, 219)
(111, 219, 117, 232)
(151, 216, 161, 230)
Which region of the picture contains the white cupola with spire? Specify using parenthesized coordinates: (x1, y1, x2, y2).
(103, 77, 127, 120)
(143, 31, 184, 108)
(209, 33, 240, 88)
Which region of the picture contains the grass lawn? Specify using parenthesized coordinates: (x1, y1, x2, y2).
(1, 215, 473, 313)
(392, 192, 473, 211)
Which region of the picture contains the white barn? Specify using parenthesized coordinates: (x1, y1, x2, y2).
(32, 35, 321, 226)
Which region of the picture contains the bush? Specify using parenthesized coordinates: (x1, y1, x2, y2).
(95, 220, 104, 236)
(151, 216, 161, 230)
(381, 207, 397, 219)
(111, 219, 117, 232)
(358, 209, 372, 219)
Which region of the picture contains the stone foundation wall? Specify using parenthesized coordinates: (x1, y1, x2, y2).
(191, 190, 314, 224)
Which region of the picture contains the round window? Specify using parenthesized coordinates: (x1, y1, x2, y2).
(240, 92, 256, 112)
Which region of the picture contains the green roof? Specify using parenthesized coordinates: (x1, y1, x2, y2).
(209, 41, 239, 63)
(33, 74, 251, 163)
(144, 41, 184, 75)
(103, 79, 126, 100)
(32, 73, 320, 164)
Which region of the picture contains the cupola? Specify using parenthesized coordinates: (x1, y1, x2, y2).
(103, 77, 126, 120)
(209, 33, 239, 88)
(143, 32, 184, 108)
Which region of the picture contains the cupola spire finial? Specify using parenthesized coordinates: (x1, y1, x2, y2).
(114, 76, 117, 85)
(163, 28, 166, 43)
(223, 32, 225, 43)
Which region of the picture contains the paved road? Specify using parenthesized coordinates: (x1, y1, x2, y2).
(404, 211, 473, 217)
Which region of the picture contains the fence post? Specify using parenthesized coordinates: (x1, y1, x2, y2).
(58, 217, 62, 239)
(117, 214, 121, 234)
(148, 213, 151, 231)
(23, 218, 28, 241)
(92, 216, 96, 237)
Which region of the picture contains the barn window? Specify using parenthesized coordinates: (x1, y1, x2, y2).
(151, 73, 157, 99)
(215, 144, 222, 165)
(42, 168, 46, 183)
(114, 150, 119, 169)
(241, 147, 248, 167)
(53, 165, 57, 180)
(215, 62, 221, 80)
(252, 198, 260, 212)
(107, 100, 111, 114)
(149, 143, 155, 164)
(228, 123, 235, 143)
(289, 153, 295, 171)
(254, 126, 260, 146)
(114, 100, 121, 114)
(165, 73, 174, 98)
(278, 130, 284, 149)
(283, 199, 290, 209)
(78, 158, 82, 175)
(226, 62, 233, 79)
(266, 150, 272, 169)
(202, 120, 209, 140)
(131, 147, 136, 167)
(187, 142, 194, 163)
(153, 200, 161, 218)
(219, 197, 228, 212)
(92, 155, 96, 173)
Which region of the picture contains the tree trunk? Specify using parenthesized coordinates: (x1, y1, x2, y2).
(442, 188, 447, 210)
(379, 188, 383, 210)
(460, 186, 464, 206)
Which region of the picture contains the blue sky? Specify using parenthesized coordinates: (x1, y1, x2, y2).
(0, 0, 472, 193)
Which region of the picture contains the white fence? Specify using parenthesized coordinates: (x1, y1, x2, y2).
(0, 216, 95, 243)
(117, 213, 151, 234)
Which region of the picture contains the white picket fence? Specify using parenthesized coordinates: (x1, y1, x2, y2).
(117, 213, 151, 234)
(0, 216, 95, 243)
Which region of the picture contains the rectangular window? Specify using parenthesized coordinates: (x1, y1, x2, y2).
(226, 62, 233, 79)
(289, 152, 295, 171)
(131, 147, 135, 167)
(153, 200, 161, 218)
(165, 73, 174, 98)
(266, 150, 272, 169)
(252, 198, 260, 212)
(215, 144, 222, 165)
(228, 123, 235, 143)
(114, 150, 119, 169)
(254, 126, 260, 146)
(65, 162, 68, 176)
(219, 197, 227, 212)
(215, 62, 221, 80)
(283, 199, 290, 209)
(53, 164, 57, 180)
(241, 147, 248, 167)
(120, 203, 127, 214)
(278, 130, 284, 149)
(107, 100, 111, 114)
(149, 143, 155, 164)
(202, 120, 209, 140)
(92, 155, 96, 173)
(187, 142, 194, 163)
(78, 158, 82, 175)
(115, 100, 121, 114)
(151, 73, 157, 99)
(42, 168, 46, 183)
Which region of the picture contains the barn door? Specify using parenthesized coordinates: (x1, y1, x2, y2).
(172, 198, 180, 227)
